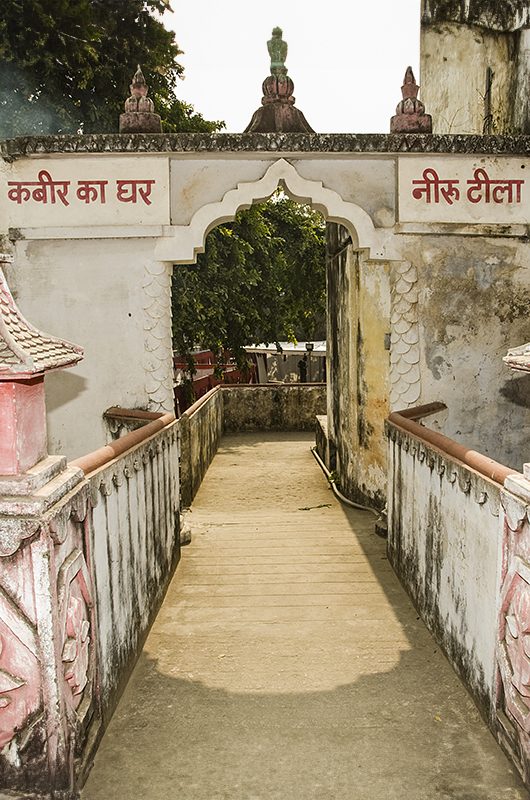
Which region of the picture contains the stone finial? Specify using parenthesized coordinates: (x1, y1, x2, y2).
(390, 66, 432, 133)
(244, 27, 314, 134)
(268, 27, 288, 76)
(119, 64, 162, 134)
(125, 65, 154, 113)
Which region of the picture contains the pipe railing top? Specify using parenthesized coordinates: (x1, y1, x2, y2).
(71, 412, 176, 476)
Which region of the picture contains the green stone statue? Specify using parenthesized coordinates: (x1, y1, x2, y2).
(268, 27, 288, 76)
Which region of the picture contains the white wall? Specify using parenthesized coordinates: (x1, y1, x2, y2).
(5, 238, 173, 460)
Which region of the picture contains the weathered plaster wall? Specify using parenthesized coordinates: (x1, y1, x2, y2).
(420, 1, 530, 134)
(223, 384, 326, 432)
(400, 234, 530, 469)
(169, 157, 395, 227)
(179, 388, 224, 508)
(421, 0, 530, 31)
(387, 421, 502, 718)
(421, 24, 517, 134)
(326, 223, 390, 509)
(4, 239, 174, 461)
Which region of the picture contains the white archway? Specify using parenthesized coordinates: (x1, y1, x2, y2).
(154, 158, 398, 264)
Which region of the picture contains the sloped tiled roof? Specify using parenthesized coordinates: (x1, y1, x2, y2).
(503, 342, 530, 373)
(0, 269, 83, 377)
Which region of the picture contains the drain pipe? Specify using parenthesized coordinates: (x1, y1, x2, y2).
(310, 447, 380, 517)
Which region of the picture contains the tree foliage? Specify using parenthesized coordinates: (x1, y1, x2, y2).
(0, 0, 223, 137)
(172, 195, 326, 373)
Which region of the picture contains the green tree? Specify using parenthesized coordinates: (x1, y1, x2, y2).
(0, 0, 223, 137)
(172, 196, 326, 375)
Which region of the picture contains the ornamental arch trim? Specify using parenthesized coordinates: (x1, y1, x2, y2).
(154, 158, 397, 264)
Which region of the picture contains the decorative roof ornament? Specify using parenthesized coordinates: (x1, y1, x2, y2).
(244, 27, 315, 134)
(119, 64, 162, 134)
(390, 67, 432, 133)
(268, 27, 288, 76)
(0, 266, 83, 378)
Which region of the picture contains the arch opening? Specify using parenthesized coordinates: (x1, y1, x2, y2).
(170, 184, 392, 512)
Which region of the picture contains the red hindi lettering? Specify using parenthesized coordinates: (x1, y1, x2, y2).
(7, 171, 70, 206)
(31, 170, 70, 206)
(412, 168, 460, 205)
(466, 168, 492, 203)
(467, 168, 524, 204)
(76, 180, 108, 204)
(116, 179, 155, 205)
(7, 183, 31, 204)
(492, 179, 524, 204)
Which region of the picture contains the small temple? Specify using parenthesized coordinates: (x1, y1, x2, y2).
(245, 27, 315, 133)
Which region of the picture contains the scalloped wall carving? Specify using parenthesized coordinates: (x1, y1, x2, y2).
(389, 261, 420, 409)
(142, 261, 174, 412)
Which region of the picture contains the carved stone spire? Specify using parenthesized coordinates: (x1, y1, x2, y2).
(390, 67, 432, 133)
(119, 64, 162, 134)
(244, 27, 315, 134)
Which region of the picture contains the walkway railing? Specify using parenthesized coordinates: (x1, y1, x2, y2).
(72, 415, 180, 722)
(387, 404, 530, 784)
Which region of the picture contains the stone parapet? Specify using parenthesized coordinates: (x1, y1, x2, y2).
(2, 132, 530, 159)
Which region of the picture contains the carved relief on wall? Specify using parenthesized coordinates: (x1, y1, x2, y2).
(498, 490, 530, 762)
(0, 591, 41, 750)
(499, 576, 530, 751)
(57, 548, 93, 712)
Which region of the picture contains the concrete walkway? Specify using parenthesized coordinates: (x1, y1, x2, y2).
(82, 433, 528, 800)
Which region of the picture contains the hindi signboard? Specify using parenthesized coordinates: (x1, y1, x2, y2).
(3, 156, 170, 229)
(398, 156, 529, 225)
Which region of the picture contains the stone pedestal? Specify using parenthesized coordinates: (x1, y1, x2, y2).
(119, 110, 162, 134)
(0, 375, 47, 474)
(0, 261, 93, 797)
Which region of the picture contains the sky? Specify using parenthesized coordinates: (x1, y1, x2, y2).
(163, 1, 422, 134)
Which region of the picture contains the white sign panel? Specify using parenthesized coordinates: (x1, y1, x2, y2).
(4, 156, 170, 228)
(399, 156, 529, 225)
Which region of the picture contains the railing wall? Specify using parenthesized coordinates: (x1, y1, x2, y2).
(387, 410, 530, 788)
(223, 384, 326, 432)
(86, 420, 180, 719)
(387, 419, 503, 718)
(179, 387, 224, 508)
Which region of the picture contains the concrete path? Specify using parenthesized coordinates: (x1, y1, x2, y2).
(82, 433, 528, 800)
